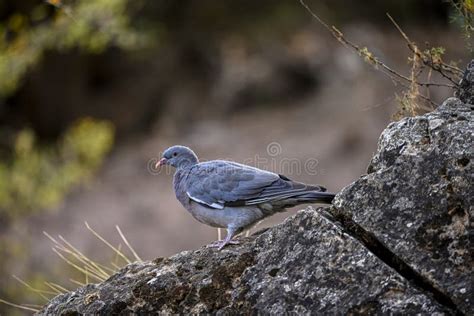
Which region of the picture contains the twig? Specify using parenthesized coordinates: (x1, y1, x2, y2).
(360, 95, 395, 111)
(299, 0, 449, 113)
(299, 1, 415, 85)
(387, 13, 462, 81)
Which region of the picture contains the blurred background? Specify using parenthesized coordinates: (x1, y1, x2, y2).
(0, 0, 471, 313)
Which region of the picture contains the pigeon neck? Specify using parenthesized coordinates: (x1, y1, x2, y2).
(176, 155, 198, 170)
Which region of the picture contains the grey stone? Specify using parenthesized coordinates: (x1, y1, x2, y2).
(332, 96, 473, 314)
(455, 60, 474, 105)
(39, 208, 449, 315)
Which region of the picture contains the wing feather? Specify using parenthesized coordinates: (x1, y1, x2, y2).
(186, 160, 327, 210)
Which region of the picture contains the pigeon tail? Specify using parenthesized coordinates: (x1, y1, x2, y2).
(294, 191, 335, 204)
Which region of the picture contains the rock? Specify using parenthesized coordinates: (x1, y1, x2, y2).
(39, 208, 448, 315)
(225, 209, 450, 315)
(38, 62, 474, 315)
(331, 96, 473, 314)
(455, 60, 474, 105)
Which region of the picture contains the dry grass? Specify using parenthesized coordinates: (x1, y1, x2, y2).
(0, 222, 141, 313)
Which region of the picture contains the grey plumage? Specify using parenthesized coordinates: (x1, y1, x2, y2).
(157, 145, 335, 249)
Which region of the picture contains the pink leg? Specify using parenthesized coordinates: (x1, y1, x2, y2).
(207, 227, 240, 250)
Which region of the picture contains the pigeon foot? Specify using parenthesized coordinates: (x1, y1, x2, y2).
(207, 239, 240, 250)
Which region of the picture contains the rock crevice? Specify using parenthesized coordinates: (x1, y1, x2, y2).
(332, 96, 472, 314)
(326, 207, 463, 315)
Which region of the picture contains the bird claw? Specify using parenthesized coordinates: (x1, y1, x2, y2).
(207, 239, 240, 250)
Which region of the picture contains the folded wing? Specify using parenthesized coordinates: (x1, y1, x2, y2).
(186, 160, 328, 209)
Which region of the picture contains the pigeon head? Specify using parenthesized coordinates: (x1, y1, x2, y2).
(156, 145, 198, 169)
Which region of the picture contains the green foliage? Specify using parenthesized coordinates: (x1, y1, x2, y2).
(0, 0, 147, 97)
(426, 46, 446, 61)
(358, 47, 378, 67)
(0, 118, 114, 218)
(448, 0, 474, 52)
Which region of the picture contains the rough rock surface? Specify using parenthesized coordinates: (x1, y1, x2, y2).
(39, 62, 473, 315)
(331, 96, 473, 314)
(456, 60, 474, 105)
(40, 209, 448, 315)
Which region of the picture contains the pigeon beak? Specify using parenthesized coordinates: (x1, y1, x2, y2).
(155, 158, 167, 169)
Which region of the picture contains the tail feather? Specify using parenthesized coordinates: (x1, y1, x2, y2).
(245, 178, 335, 206)
(259, 190, 336, 215)
(295, 191, 335, 204)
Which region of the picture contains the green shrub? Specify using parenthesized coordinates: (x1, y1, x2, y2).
(0, 0, 146, 97)
(0, 118, 114, 218)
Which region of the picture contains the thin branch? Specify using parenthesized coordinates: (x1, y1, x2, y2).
(411, 81, 455, 88)
(387, 13, 462, 79)
(299, 0, 456, 91)
(299, 0, 408, 82)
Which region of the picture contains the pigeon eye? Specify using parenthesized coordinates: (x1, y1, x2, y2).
(173, 152, 178, 157)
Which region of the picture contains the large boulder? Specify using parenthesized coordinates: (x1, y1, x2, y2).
(40, 208, 448, 315)
(331, 96, 473, 314)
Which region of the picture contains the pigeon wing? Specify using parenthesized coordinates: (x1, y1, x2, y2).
(186, 160, 326, 209)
